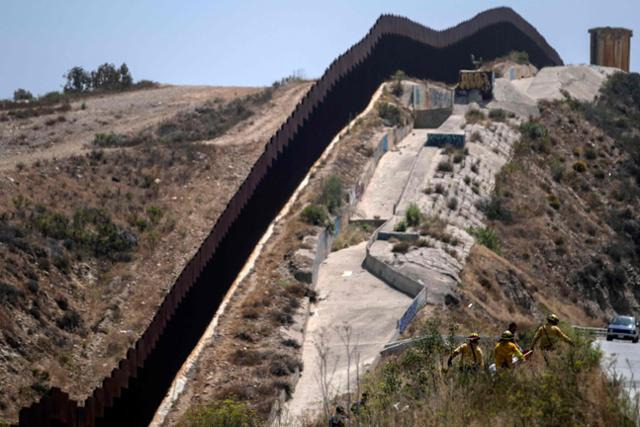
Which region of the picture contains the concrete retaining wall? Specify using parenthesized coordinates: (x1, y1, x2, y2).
(414, 108, 453, 128)
(362, 251, 423, 297)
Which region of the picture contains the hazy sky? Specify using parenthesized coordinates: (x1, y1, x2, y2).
(1, 0, 638, 99)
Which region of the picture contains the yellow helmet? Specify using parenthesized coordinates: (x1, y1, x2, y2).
(500, 330, 514, 341)
(547, 314, 559, 325)
(468, 332, 480, 342)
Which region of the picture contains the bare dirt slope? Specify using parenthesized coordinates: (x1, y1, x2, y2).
(0, 80, 312, 423)
(0, 85, 259, 170)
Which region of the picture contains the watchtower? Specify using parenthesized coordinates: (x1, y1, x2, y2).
(589, 27, 632, 71)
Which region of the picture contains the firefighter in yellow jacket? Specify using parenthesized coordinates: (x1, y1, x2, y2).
(494, 330, 525, 369)
(531, 314, 573, 350)
(447, 333, 484, 371)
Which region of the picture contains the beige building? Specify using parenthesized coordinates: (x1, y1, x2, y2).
(589, 27, 633, 71)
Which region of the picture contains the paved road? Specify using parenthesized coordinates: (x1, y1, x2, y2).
(597, 338, 640, 400)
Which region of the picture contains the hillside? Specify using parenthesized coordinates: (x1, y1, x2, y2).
(310, 71, 640, 427)
(0, 80, 312, 422)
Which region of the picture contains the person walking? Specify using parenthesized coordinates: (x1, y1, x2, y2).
(328, 406, 348, 427)
(494, 330, 525, 369)
(447, 332, 484, 372)
(508, 322, 523, 352)
(530, 314, 574, 351)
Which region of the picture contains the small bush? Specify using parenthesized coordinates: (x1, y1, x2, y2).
(465, 109, 485, 124)
(56, 310, 82, 332)
(392, 241, 411, 254)
(548, 194, 561, 210)
(405, 203, 422, 226)
(488, 108, 507, 122)
(300, 204, 328, 226)
(317, 175, 343, 214)
(93, 132, 139, 148)
(394, 220, 407, 232)
(519, 121, 547, 140)
(573, 160, 587, 172)
(417, 238, 431, 248)
(452, 152, 464, 164)
(467, 226, 500, 253)
(377, 102, 404, 127)
(509, 50, 530, 64)
(478, 196, 512, 222)
(181, 399, 260, 427)
(437, 161, 453, 173)
(13, 88, 34, 101)
(434, 183, 447, 195)
(447, 197, 458, 210)
(470, 131, 482, 142)
(0, 282, 24, 306)
(391, 70, 406, 97)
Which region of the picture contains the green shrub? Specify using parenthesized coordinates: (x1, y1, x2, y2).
(392, 241, 411, 254)
(378, 102, 404, 127)
(394, 219, 407, 232)
(467, 226, 500, 253)
(392, 70, 406, 97)
(405, 203, 422, 226)
(465, 109, 485, 124)
(317, 175, 343, 214)
(93, 132, 141, 148)
(0, 282, 24, 306)
(300, 204, 328, 226)
(447, 197, 458, 210)
(39, 91, 67, 104)
(478, 196, 513, 222)
(509, 50, 530, 64)
(519, 121, 547, 140)
(573, 160, 587, 172)
(548, 194, 561, 210)
(13, 88, 33, 101)
(181, 399, 260, 427)
(437, 161, 453, 172)
(31, 206, 137, 261)
(56, 310, 82, 332)
(488, 108, 507, 122)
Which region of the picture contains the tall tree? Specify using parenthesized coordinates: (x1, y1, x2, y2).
(64, 66, 91, 93)
(118, 63, 133, 89)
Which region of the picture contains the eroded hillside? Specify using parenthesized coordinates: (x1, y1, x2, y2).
(0, 80, 312, 422)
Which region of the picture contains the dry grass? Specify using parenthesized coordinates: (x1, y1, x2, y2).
(331, 223, 372, 251)
(309, 319, 638, 427)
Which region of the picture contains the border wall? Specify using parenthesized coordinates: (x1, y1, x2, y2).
(17, 7, 561, 426)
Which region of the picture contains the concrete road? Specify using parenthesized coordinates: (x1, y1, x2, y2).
(355, 130, 426, 220)
(283, 242, 411, 423)
(598, 338, 640, 400)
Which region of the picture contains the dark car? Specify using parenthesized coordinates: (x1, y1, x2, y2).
(606, 315, 639, 342)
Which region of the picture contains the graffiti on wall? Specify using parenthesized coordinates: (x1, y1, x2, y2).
(426, 132, 465, 148)
(455, 70, 494, 100)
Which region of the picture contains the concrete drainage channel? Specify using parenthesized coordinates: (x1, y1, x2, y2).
(16, 9, 563, 426)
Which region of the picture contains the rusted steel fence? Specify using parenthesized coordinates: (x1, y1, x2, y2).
(17, 7, 561, 426)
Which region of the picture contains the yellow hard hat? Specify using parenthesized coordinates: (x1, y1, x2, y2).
(468, 332, 480, 341)
(500, 330, 514, 341)
(547, 314, 559, 325)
